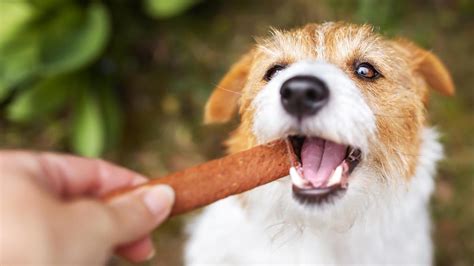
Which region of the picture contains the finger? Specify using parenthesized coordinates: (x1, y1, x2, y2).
(37, 152, 148, 196)
(105, 185, 174, 244)
(115, 236, 155, 263)
(0, 151, 147, 197)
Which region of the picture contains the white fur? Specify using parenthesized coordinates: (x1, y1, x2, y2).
(315, 22, 333, 60)
(185, 128, 442, 265)
(252, 61, 376, 153)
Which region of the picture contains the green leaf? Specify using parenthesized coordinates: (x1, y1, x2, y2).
(6, 74, 74, 123)
(145, 0, 199, 18)
(0, 1, 36, 47)
(71, 88, 105, 157)
(40, 3, 110, 75)
(0, 31, 40, 100)
(0, 1, 39, 98)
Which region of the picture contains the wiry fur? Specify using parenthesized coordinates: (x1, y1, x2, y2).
(188, 22, 454, 265)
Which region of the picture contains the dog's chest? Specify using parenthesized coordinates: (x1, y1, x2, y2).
(185, 194, 432, 265)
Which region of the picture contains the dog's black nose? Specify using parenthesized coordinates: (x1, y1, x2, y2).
(280, 76, 329, 118)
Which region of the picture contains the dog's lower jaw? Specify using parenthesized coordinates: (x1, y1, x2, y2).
(185, 128, 441, 265)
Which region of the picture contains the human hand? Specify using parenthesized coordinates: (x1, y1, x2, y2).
(0, 151, 175, 265)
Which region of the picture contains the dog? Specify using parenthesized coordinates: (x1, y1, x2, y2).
(185, 22, 454, 264)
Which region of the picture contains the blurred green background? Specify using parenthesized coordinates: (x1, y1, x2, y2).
(0, 0, 472, 265)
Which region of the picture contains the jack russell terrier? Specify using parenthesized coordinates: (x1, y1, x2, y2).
(185, 22, 454, 265)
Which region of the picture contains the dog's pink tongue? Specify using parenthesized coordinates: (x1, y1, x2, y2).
(301, 137, 347, 187)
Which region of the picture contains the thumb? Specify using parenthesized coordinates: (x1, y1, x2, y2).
(48, 185, 174, 264)
(104, 185, 175, 244)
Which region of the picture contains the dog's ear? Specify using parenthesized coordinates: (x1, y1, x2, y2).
(395, 39, 455, 96)
(204, 50, 255, 124)
(416, 50, 455, 96)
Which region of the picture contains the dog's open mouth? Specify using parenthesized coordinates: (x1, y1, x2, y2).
(287, 136, 362, 205)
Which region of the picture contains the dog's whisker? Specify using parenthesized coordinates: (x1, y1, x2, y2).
(214, 85, 243, 95)
(392, 150, 425, 157)
(373, 113, 416, 118)
(265, 221, 287, 232)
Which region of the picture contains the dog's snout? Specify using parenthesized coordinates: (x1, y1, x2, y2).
(280, 76, 329, 118)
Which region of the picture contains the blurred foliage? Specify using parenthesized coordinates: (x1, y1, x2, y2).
(0, 2, 109, 96)
(0, 0, 199, 157)
(0, 0, 473, 265)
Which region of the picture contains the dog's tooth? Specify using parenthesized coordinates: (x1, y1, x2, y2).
(326, 164, 343, 187)
(290, 167, 309, 188)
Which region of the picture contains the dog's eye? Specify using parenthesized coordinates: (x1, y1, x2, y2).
(264, 64, 287, 81)
(355, 63, 380, 80)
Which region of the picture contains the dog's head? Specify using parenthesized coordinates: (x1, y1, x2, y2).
(204, 23, 454, 221)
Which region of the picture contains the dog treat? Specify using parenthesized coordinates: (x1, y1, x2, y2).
(103, 140, 292, 216)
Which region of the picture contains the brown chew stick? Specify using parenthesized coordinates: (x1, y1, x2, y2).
(103, 140, 291, 216)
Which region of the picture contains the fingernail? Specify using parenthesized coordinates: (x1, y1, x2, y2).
(145, 247, 156, 261)
(143, 185, 175, 218)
